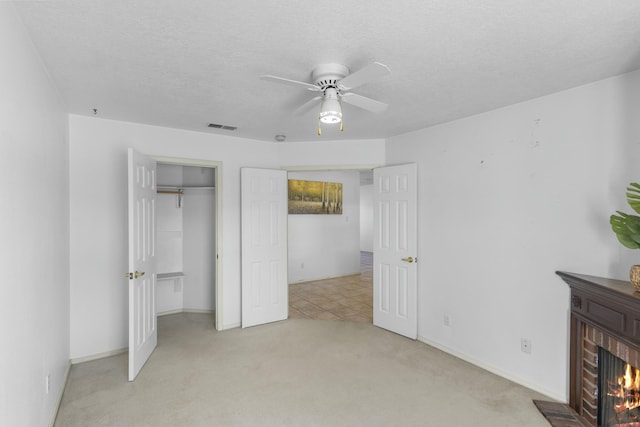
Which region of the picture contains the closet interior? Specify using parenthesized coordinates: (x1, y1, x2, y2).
(156, 163, 216, 316)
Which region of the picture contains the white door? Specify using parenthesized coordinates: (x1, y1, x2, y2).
(127, 148, 157, 381)
(373, 163, 418, 339)
(241, 168, 288, 327)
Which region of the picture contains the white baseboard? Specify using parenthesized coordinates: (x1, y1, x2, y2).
(417, 335, 566, 403)
(158, 308, 214, 316)
(157, 308, 183, 316)
(71, 347, 127, 365)
(288, 272, 361, 284)
(49, 360, 71, 427)
(183, 308, 214, 314)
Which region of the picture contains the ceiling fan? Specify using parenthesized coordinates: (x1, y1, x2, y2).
(260, 62, 390, 135)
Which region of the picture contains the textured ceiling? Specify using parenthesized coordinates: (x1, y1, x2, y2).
(13, 0, 640, 142)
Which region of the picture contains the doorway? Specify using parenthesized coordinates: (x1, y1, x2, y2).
(127, 151, 223, 381)
(287, 169, 374, 322)
(155, 163, 216, 319)
(239, 164, 417, 337)
(152, 156, 223, 329)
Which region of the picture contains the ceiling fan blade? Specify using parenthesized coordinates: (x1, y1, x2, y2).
(340, 92, 388, 113)
(260, 75, 320, 91)
(293, 95, 323, 115)
(337, 62, 390, 91)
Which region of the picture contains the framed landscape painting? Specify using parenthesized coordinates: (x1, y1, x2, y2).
(288, 179, 343, 214)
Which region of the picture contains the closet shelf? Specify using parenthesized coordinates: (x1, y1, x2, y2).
(157, 272, 184, 280)
(157, 186, 214, 191)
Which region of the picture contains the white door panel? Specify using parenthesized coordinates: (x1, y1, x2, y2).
(127, 148, 157, 381)
(241, 168, 288, 327)
(373, 164, 417, 339)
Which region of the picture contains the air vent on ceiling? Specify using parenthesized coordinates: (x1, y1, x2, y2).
(207, 123, 237, 131)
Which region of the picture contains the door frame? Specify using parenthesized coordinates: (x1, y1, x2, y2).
(153, 155, 224, 330)
(282, 163, 386, 302)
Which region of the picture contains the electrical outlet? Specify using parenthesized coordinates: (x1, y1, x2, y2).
(521, 338, 532, 354)
(443, 314, 451, 327)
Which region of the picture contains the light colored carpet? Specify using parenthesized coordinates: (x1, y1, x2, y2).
(54, 313, 551, 427)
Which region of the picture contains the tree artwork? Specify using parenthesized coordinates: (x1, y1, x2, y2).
(288, 179, 343, 214)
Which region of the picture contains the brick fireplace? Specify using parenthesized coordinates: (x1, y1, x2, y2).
(553, 272, 640, 427)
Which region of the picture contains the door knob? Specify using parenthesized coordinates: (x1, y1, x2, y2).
(124, 271, 146, 279)
(401, 257, 414, 263)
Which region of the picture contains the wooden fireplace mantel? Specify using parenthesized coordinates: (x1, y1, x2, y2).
(557, 271, 640, 347)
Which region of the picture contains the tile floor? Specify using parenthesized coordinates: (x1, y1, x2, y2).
(289, 251, 373, 323)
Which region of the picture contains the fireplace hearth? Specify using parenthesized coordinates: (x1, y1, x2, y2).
(545, 272, 640, 427)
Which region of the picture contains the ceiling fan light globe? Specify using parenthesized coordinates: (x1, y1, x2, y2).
(319, 111, 342, 124)
(319, 92, 342, 124)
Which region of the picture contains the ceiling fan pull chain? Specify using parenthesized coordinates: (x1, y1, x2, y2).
(317, 118, 322, 136)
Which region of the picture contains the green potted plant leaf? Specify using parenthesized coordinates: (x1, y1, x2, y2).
(610, 182, 640, 290)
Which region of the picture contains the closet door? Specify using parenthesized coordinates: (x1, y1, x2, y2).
(127, 148, 158, 381)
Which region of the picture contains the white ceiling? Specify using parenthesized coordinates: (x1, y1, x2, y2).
(13, 1, 640, 143)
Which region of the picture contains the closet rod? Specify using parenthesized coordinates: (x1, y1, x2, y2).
(157, 186, 214, 190)
(180, 186, 215, 190)
(157, 189, 183, 195)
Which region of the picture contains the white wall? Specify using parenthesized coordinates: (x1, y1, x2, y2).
(69, 119, 386, 359)
(385, 69, 640, 401)
(181, 165, 216, 311)
(288, 171, 361, 283)
(183, 186, 216, 311)
(156, 163, 184, 279)
(360, 184, 373, 252)
(155, 192, 184, 313)
(0, 5, 70, 427)
(276, 139, 386, 170)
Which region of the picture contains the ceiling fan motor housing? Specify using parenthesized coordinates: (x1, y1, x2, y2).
(312, 63, 349, 90)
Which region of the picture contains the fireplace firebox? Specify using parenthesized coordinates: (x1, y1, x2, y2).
(598, 347, 640, 427)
